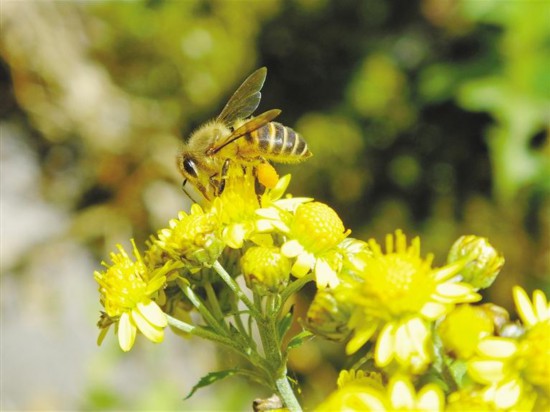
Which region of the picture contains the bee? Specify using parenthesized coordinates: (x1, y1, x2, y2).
(178, 67, 312, 201)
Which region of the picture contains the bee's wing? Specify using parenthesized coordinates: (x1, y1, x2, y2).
(217, 67, 267, 125)
(208, 109, 281, 155)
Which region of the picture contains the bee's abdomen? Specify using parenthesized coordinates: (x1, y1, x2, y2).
(250, 122, 311, 162)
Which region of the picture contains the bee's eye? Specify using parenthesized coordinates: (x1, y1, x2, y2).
(182, 158, 198, 178)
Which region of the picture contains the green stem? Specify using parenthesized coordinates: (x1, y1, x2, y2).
(176, 278, 226, 335)
(204, 282, 225, 322)
(275, 370, 302, 412)
(281, 273, 315, 304)
(212, 260, 260, 317)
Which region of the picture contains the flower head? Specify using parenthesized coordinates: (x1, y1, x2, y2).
(280, 202, 350, 288)
(94, 240, 175, 351)
(468, 286, 550, 409)
(438, 304, 495, 359)
(155, 203, 224, 268)
(339, 230, 481, 372)
(317, 374, 444, 411)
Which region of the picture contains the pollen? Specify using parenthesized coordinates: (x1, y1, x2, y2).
(256, 162, 279, 189)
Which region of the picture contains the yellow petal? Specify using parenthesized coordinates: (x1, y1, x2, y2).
(513, 285, 537, 327)
(315, 259, 340, 288)
(137, 300, 167, 328)
(375, 323, 396, 367)
(291, 252, 314, 278)
(390, 378, 415, 409)
(420, 301, 448, 319)
(118, 312, 137, 352)
(468, 360, 506, 383)
(533, 289, 549, 321)
(494, 379, 521, 409)
(477, 337, 517, 358)
(346, 322, 377, 355)
(281, 240, 304, 258)
(417, 384, 444, 411)
(132, 309, 164, 343)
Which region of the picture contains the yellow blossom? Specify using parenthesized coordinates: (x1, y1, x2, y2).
(317, 375, 444, 411)
(339, 230, 481, 373)
(438, 304, 495, 359)
(94, 240, 176, 351)
(468, 286, 550, 409)
(155, 203, 224, 268)
(280, 202, 350, 288)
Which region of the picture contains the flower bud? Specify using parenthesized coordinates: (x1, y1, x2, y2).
(447, 235, 504, 289)
(306, 288, 352, 341)
(241, 246, 291, 293)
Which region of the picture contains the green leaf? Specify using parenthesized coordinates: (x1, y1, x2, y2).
(184, 369, 239, 399)
(277, 306, 294, 342)
(286, 330, 313, 351)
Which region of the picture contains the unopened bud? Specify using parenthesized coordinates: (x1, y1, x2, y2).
(241, 246, 290, 293)
(306, 288, 352, 341)
(448, 235, 504, 289)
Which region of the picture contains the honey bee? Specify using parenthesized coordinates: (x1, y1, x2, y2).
(178, 67, 312, 201)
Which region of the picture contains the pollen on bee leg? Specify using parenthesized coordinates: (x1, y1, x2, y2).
(256, 162, 279, 189)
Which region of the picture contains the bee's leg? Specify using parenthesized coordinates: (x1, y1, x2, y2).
(181, 179, 201, 204)
(216, 158, 231, 196)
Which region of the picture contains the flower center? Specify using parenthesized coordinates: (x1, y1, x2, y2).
(364, 254, 435, 316)
(291, 202, 347, 253)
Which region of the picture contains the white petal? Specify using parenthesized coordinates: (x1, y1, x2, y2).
(477, 337, 517, 358)
(375, 323, 395, 367)
(281, 240, 304, 258)
(513, 286, 537, 326)
(390, 378, 414, 409)
(137, 300, 167, 327)
(132, 309, 164, 343)
(118, 312, 137, 352)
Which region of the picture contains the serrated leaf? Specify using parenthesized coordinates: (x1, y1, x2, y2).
(184, 369, 238, 399)
(287, 330, 313, 351)
(277, 306, 294, 342)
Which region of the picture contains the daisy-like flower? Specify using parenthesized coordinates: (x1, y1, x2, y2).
(468, 286, 550, 410)
(340, 230, 481, 373)
(154, 203, 224, 268)
(95, 240, 176, 352)
(317, 374, 444, 411)
(274, 201, 351, 288)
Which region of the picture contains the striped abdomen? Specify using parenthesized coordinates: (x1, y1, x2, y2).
(247, 122, 311, 163)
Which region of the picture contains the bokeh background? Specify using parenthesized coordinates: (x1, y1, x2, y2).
(1, 0, 549, 410)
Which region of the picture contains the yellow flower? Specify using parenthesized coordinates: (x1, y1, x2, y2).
(280, 202, 350, 288)
(468, 286, 550, 409)
(438, 304, 495, 359)
(155, 203, 224, 268)
(446, 389, 495, 411)
(95, 240, 175, 352)
(317, 375, 444, 411)
(340, 230, 481, 373)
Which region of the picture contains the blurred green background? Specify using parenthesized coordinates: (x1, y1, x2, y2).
(1, 0, 548, 410)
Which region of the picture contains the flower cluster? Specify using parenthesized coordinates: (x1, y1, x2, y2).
(93, 164, 549, 411)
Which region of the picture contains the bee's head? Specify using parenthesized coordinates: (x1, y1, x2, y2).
(177, 154, 215, 201)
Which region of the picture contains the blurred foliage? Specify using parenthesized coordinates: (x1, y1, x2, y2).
(1, 0, 548, 409)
